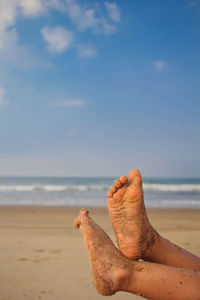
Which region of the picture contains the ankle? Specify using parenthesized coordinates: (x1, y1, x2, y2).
(113, 255, 137, 292)
(115, 268, 133, 292)
(143, 228, 161, 260)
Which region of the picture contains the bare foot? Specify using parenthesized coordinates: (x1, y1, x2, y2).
(73, 209, 133, 296)
(107, 169, 158, 260)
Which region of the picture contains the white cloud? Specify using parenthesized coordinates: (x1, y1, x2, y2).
(153, 60, 166, 71)
(64, 0, 117, 35)
(19, 0, 46, 16)
(0, 86, 8, 107)
(52, 99, 85, 107)
(0, 0, 50, 67)
(0, 0, 121, 65)
(0, 28, 47, 69)
(104, 2, 120, 23)
(0, 1, 20, 62)
(19, 0, 66, 16)
(65, 1, 96, 30)
(79, 9, 99, 31)
(41, 26, 74, 54)
(101, 22, 116, 35)
(0, 0, 17, 32)
(77, 44, 97, 58)
(0, 0, 70, 64)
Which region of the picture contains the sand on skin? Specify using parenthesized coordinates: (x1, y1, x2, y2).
(0, 206, 200, 300)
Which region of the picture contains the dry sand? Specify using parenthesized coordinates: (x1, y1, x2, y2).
(0, 206, 200, 300)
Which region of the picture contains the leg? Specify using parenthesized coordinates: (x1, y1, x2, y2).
(145, 229, 200, 272)
(107, 169, 200, 271)
(74, 209, 200, 300)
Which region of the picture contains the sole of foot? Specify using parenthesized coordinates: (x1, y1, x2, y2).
(107, 169, 158, 260)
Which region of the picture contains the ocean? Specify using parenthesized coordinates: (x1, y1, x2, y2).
(0, 176, 200, 208)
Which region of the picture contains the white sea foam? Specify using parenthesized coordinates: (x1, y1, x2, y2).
(0, 184, 109, 192)
(0, 176, 200, 208)
(143, 184, 200, 192)
(145, 199, 200, 208)
(0, 183, 200, 192)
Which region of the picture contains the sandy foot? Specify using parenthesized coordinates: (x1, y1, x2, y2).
(107, 169, 158, 259)
(74, 209, 132, 296)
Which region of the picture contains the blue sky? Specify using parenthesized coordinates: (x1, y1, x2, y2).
(0, 0, 199, 177)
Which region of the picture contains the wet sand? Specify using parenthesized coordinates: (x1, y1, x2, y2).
(0, 206, 199, 300)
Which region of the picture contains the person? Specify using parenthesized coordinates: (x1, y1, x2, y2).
(74, 169, 200, 300)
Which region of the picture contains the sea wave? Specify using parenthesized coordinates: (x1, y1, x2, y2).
(0, 183, 200, 192)
(143, 184, 200, 192)
(0, 184, 109, 192)
(145, 199, 200, 208)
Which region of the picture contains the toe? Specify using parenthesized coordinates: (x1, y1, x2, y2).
(74, 209, 89, 227)
(80, 208, 89, 216)
(107, 190, 113, 198)
(120, 175, 129, 185)
(73, 217, 81, 228)
(114, 179, 123, 189)
(110, 186, 117, 193)
(128, 169, 142, 186)
(74, 209, 90, 227)
(107, 185, 116, 198)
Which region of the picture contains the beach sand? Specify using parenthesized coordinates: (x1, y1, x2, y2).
(0, 206, 200, 300)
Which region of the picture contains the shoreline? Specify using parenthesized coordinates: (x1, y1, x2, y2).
(1, 204, 200, 210)
(0, 206, 200, 299)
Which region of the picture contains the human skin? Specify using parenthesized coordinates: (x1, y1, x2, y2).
(107, 169, 200, 271)
(74, 209, 200, 300)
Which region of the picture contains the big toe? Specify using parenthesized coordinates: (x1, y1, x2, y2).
(73, 208, 89, 228)
(80, 208, 89, 216)
(128, 169, 142, 186)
